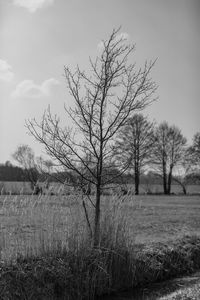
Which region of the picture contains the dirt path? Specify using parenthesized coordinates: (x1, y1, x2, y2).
(100, 272, 200, 300)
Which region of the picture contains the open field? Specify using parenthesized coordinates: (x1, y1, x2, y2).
(123, 195, 200, 244)
(0, 193, 200, 299)
(0, 193, 200, 260)
(1, 181, 200, 195)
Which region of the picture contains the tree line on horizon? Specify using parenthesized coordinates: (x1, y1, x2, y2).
(1, 115, 199, 196)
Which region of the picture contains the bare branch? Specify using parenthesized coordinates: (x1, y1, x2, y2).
(26, 28, 157, 246)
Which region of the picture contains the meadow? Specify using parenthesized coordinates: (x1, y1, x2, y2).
(1, 180, 200, 195)
(0, 193, 200, 261)
(0, 191, 200, 299)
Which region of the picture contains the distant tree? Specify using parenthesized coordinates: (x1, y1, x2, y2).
(188, 132, 200, 167)
(186, 172, 200, 185)
(172, 148, 196, 195)
(39, 158, 54, 174)
(36, 156, 54, 189)
(26, 28, 157, 246)
(0, 163, 25, 181)
(115, 114, 155, 194)
(12, 145, 40, 193)
(152, 122, 187, 195)
(5, 160, 12, 167)
(172, 132, 200, 194)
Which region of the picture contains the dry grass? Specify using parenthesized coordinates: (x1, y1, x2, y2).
(0, 193, 200, 299)
(1, 181, 200, 195)
(0, 193, 90, 262)
(0, 193, 200, 261)
(0, 234, 200, 299)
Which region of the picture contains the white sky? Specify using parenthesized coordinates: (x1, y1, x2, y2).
(0, 0, 199, 164)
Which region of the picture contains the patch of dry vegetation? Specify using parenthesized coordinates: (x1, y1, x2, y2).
(0, 235, 200, 299)
(0, 194, 200, 299)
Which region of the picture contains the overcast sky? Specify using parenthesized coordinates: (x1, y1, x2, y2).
(0, 0, 199, 164)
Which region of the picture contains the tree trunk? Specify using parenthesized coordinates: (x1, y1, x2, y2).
(163, 171, 167, 194)
(82, 197, 93, 238)
(93, 184, 101, 247)
(162, 161, 167, 194)
(134, 165, 140, 195)
(167, 176, 171, 194)
(171, 176, 187, 195)
(30, 181, 35, 192)
(182, 185, 187, 195)
(167, 166, 173, 195)
(179, 182, 187, 195)
(176, 178, 187, 195)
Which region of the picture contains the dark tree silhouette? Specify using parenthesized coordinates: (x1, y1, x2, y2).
(12, 145, 40, 193)
(115, 114, 155, 195)
(152, 122, 187, 195)
(188, 132, 200, 167)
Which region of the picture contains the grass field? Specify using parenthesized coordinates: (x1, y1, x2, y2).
(1, 180, 200, 195)
(0, 193, 200, 261)
(0, 193, 200, 299)
(123, 195, 200, 244)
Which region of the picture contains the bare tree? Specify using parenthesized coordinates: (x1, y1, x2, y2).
(152, 122, 187, 195)
(26, 28, 157, 246)
(173, 132, 200, 194)
(115, 114, 155, 195)
(172, 149, 195, 195)
(188, 132, 200, 167)
(36, 156, 54, 189)
(12, 144, 40, 193)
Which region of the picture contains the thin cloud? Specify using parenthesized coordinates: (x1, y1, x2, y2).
(0, 59, 14, 82)
(13, 0, 55, 13)
(12, 78, 59, 98)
